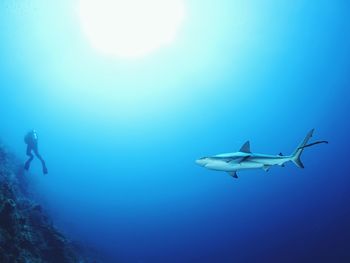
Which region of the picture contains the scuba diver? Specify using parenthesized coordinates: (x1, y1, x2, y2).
(24, 129, 48, 174)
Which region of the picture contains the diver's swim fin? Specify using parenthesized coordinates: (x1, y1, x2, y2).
(43, 166, 48, 175)
(24, 161, 30, 171)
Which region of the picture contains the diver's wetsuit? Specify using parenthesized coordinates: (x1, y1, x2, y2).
(24, 130, 48, 174)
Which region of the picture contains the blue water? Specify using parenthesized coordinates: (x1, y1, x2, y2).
(1, 0, 350, 262)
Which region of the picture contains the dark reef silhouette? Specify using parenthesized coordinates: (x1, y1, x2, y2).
(0, 143, 100, 263)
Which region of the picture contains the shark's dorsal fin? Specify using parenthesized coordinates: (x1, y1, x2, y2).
(239, 141, 251, 153)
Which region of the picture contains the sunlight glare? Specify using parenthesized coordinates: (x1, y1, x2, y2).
(78, 0, 186, 58)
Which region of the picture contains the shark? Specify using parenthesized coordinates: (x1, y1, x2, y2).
(195, 129, 328, 179)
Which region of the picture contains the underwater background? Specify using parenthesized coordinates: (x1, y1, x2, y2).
(1, 0, 350, 262)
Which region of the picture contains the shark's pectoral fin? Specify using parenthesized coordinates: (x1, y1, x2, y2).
(228, 171, 238, 179)
(263, 165, 270, 172)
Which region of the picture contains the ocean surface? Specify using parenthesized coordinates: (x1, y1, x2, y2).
(1, 0, 349, 262)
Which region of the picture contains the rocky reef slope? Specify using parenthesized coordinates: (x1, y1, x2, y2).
(0, 145, 96, 263)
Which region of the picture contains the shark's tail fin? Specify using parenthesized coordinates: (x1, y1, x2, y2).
(291, 129, 314, 169)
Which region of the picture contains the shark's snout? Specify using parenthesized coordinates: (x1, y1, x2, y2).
(195, 157, 208, 167)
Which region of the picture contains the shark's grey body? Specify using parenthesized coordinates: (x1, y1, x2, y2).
(195, 129, 326, 178)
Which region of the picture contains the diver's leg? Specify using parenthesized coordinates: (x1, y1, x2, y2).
(24, 146, 34, 170)
(33, 147, 48, 174)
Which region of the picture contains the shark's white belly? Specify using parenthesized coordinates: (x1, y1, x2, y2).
(205, 160, 264, 172)
(204, 160, 234, 171)
(251, 157, 290, 166)
(231, 161, 265, 170)
(204, 157, 290, 172)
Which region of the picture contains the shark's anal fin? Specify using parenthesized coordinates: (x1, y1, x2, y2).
(228, 171, 238, 179)
(239, 141, 251, 153)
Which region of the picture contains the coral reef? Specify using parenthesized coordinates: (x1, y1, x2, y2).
(0, 144, 97, 263)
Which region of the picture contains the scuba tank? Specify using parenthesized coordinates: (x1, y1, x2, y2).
(24, 130, 38, 144)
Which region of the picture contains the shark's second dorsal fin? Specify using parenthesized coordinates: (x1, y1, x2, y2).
(239, 141, 251, 153)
